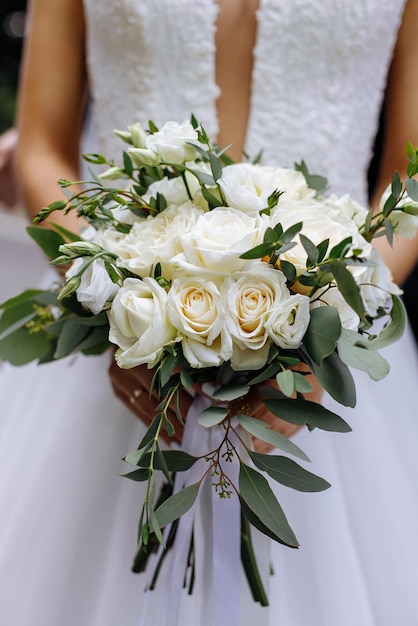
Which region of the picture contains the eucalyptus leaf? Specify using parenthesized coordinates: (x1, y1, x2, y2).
(405, 178, 418, 202)
(303, 306, 341, 365)
(292, 371, 313, 394)
(120, 468, 150, 482)
(138, 450, 199, 472)
(330, 261, 365, 320)
(263, 398, 352, 432)
(337, 329, 390, 381)
(239, 463, 299, 547)
(197, 406, 229, 427)
(155, 482, 200, 529)
(208, 152, 223, 181)
(0, 326, 53, 365)
(212, 384, 250, 401)
(155, 445, 173, 484)
(249, 451, 331, 492)
(0, 289, 47, 310)
(368, 295, 406, 350)
(276, 370, 295, 397)
(237, 414, 310, 461)
(300, 347, 356, 408)
(300, 234, 319, 266)
(54, 319, 91, 358)
(27, 225, 66, 259)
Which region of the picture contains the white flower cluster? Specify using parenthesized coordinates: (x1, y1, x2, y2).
(66, 120, 402, 371)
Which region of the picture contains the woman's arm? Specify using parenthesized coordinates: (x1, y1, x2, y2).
(371, 0, 418, 284)
(15, 0, 87, 232)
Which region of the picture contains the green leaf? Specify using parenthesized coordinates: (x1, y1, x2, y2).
(0, 301, 38, 337)
(154, 482, 200, 529)
(263, 398, 352, 432)
(368, 295, 406, 350)
(330, 261, 365, 320)
(139, 450, 199, 472)
(299, 234, 319, 266)
(294, 160, 327, 194)
(280, 259, 297, 282)
(328, 236, 353, 259)
(391, 171, 402, 198)
(292, 371, 312, 394)
(300, 347, 356, 408)
(0, 289, 47, 310)
(337, 329, 390, 381)
(212, 384, 250, 401)
(138, 415, 163, 450)
(209, 151, 223, 182)
(405, 178, 418, 202)
(276, 370, 295, 397)
(239, 463, 299, 547)
(49, 222, 81, 243)
(54, 319, 91, 358)
(0, 326, 53, 365)
(237, 414, 310, 461)
(249, 451, 331, 492)
(124, 444, 152, 466)
(240, 512, 269, 606)
(303, 306, 341, 365)
(201, 185, 223, 209)
(26, 225, 66, 259)
(156, 444, 173, 484)
(197, 406, 229, 427)
(120, 468, 150, 482)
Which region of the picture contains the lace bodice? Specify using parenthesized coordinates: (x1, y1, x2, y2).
(83, 0, 406, 204)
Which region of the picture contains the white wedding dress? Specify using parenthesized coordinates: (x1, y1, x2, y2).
(2, 0, 418, 624)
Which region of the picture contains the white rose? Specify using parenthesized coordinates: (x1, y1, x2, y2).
(223, 263, 290, 370)
(108, 277, 178, 368)
(265, 293, 310, 348)
(101, 201, 205, 281)
(167, 277, 232, 368)
(66, 257, 119, 315)
(129, 120, 199, 166)
(218, 163, 313, 216)
(311, 287, 360, 331)
(268, 200, 364, 273)
(173, 207, 263, 281)
(325, 193, 369, 228)
(143, 170, 209, 210)
(353, 247, 402, 317)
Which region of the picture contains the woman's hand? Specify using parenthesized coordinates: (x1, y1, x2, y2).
(108, 358, 323, 452)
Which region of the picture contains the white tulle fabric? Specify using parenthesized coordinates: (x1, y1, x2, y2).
(2, 0, 418, 625)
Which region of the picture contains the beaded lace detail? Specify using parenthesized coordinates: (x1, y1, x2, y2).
(83, 0, 406, 203)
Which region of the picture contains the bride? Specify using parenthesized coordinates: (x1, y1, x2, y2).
(1, 0, 418, 624)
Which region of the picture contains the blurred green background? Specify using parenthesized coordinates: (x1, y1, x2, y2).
(0, 0, 27, 132)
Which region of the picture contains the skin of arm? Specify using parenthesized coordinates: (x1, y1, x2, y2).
(371, 0, 418, 285)
(15, 0, 87, 233)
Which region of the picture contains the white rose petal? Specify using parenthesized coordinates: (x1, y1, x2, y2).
(174, 207, 263, 281)
(66, 257, 118, 315)
(265, 293, 310, 348)
(218, 163, 313, 216)
(224, 263, 289, 370)
(108, 277, 178, 368)
(101, 202, 205, 281)
(147, 120, 199, 165)
(167, 277, 232, 368)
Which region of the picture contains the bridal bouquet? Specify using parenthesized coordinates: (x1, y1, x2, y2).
(1, 117, 417, 606)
